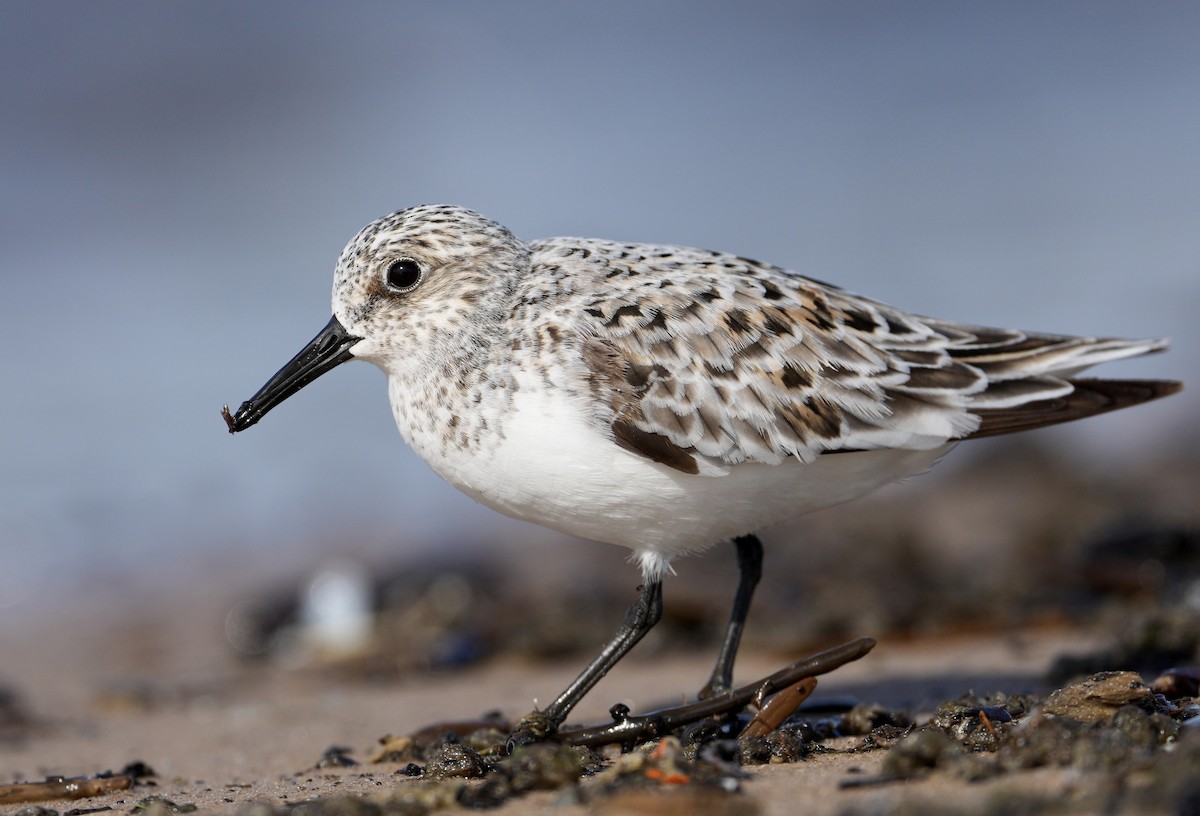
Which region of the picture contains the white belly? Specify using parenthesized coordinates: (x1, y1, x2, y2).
(391, 372, 954, 580)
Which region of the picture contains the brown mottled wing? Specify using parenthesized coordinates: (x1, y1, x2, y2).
(579, 331, 702, 474)
(546, 239, 1176, 473)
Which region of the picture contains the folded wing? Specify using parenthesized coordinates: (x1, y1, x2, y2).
(553, 239, 1180, 475)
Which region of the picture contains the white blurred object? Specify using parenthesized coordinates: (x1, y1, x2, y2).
(298, 559, 374, 658)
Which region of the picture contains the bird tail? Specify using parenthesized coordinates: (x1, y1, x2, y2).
(967, 378, 1182, 439)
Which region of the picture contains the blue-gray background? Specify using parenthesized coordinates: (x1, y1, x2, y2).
(2, 2, 1196, 616)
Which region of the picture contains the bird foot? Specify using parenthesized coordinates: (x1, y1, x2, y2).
(506, 710, 560, 753)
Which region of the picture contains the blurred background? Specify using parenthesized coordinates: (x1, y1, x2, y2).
(1, 1, 1196, 652)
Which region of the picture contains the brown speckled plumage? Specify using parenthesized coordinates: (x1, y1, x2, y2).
(226, 204, 1180, 729)
(238, 204, 1179, 575)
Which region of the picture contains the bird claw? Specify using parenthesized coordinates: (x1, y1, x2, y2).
(506, 710, 560, 753)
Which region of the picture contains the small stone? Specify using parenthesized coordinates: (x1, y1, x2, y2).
(424, 742, 488, 779)
(1042, 672, 1150, 724)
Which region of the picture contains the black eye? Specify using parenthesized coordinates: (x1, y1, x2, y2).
(385, 259, 423, 293)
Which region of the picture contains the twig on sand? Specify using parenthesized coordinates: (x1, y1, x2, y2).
(561, 637, 875, 748)
(0, 774, 133, 805)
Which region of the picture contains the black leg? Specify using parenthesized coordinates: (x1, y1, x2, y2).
(508, 579, 663, 748)
(541, 578, 663, 724)
(698, 534, 763, 699)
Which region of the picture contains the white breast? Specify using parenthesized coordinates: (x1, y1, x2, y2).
(390, 367, 953, 580)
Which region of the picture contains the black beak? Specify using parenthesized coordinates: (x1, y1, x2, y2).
(223, 316, 362, 434)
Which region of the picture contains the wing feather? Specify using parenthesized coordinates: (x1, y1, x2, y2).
(538, 238, 1178, 474)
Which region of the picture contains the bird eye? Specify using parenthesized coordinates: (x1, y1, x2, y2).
(385, 259, 423, 293)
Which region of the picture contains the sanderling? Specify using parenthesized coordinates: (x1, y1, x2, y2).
(224, 204, 1180, 739)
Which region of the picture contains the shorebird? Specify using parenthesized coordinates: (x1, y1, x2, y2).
(224, 204, 1180, 741)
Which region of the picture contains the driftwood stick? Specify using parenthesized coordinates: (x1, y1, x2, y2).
(561, 636, 875, 748)
(0, 774, 132, 805)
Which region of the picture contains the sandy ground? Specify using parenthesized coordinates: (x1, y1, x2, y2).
(0, 585, 1151, 816)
